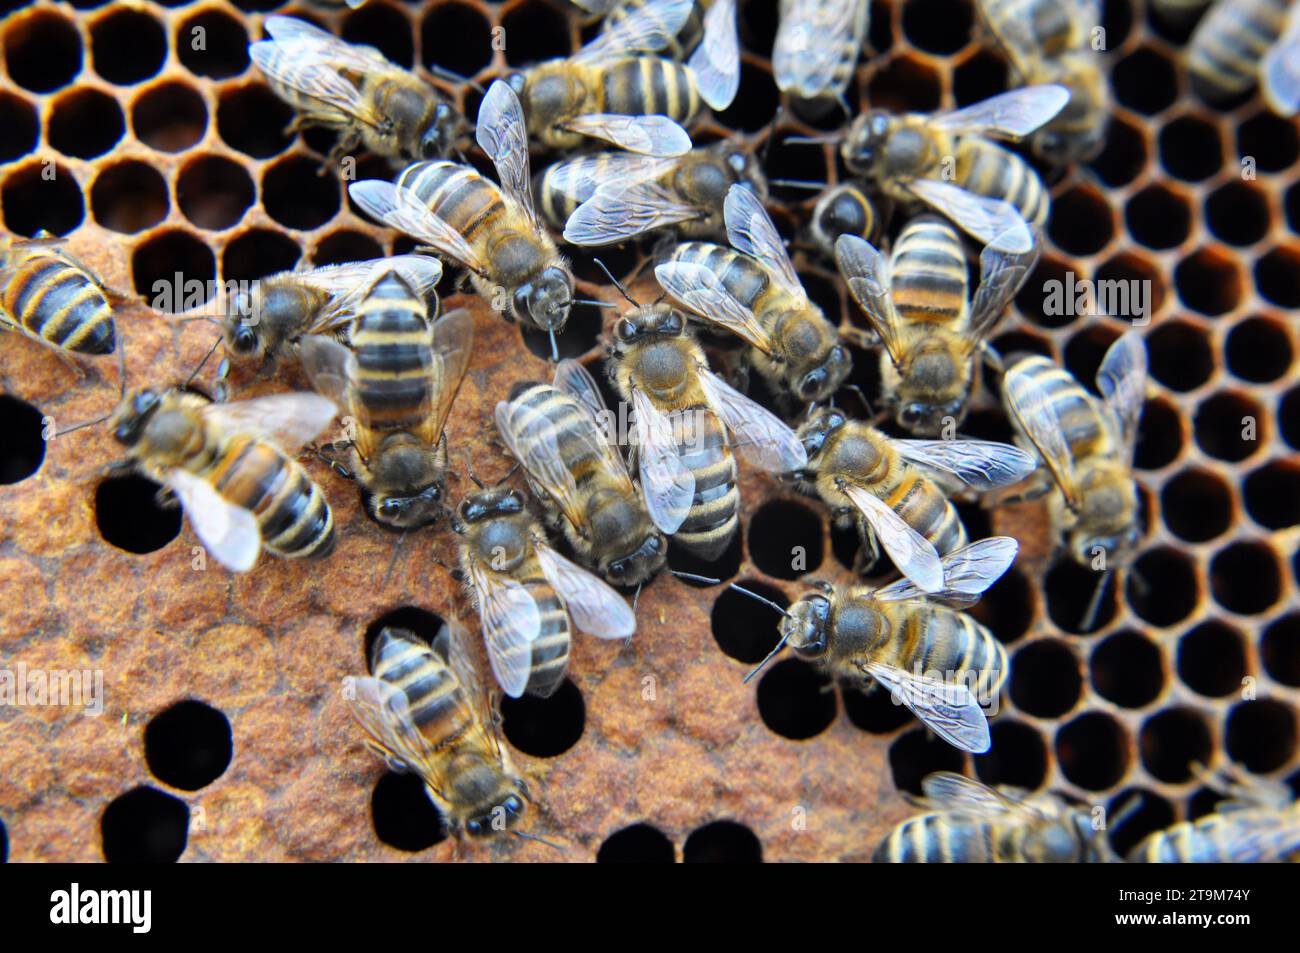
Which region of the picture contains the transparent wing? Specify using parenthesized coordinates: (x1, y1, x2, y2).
(348, 180, 490, 276)
(1262, 6, 1300, 117)
(835, 233, 904, 367)
(537, 543, 637, 639)
(263, 16, 382, 68)
(295, 254, 444, 306)
(552, 359, 632, 478)
(1003, 363, 1080, 507)
(345, 675, 441, 783)
(576, 0, 694, 61)
(772, 0, 867, 99)
(559, 113, 692, 157)
(687, 0, 740, 110)
(476, 80, 538, 227)
(967, 238, 1039, 346)
(632, 388, 696, 534)
(905, 179, 1035, 254)
(919, 771, 1043, 819)
(249, 41, 386, 131)
(891, 438, 1038, 490)
(1095, 330, 1147, 462)
(697, 367, 807, 473)
(864, 661, 991, 753)
(564, 180, 705, 246)
(166, 468, 261, 573)
(204, 392, 338, 453)
(427, 308, 475, 443)
(298, 334, 364, 442)
(469, 559, 542, 699)
(495, 398, 582, 524)
(841, 483, 945, 592)
(432, 618, 505, 757)
(542, 152, 670, 205)
(973, 0, 1040, 79)
(931, 84, 1071, 140)
(724, 184, 803, 299)
(874, 536, 1019, 608)
(654, 260, 776, 353)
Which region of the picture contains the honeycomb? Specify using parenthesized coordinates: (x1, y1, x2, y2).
(0, 0, 1297, 864)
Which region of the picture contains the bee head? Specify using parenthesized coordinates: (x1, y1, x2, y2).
(781, 592, 833, 658)
(462, 791, 527, 838)
(795, 343, 851, 402)
(514, 266, 573, 332)
(1071, 523, 1141, 571)
(111, 389, 163, 446)
(841, 112, 892, 176)
(798, 406, 847, 461)
(1070, 477, 1140, 568)
(616, 303, 683, 344)
(446, 756, 528, 838)
(605, 531, 665, 587)
(222, 290, 262, 357)
(458, 486, 526, 525)
(418, 103, 457, 159)
(368, 483, 444, 530)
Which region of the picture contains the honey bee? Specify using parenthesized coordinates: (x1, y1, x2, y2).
(1128, 764, 1300, 863)
(504, 0, 738, 157)
(876, 772, 1121, 862)
(348, 82, 575, 355)
(346, 623, 535, 842)
(839, 85, 1070, 252)
(793, 406, 1036, 588)
(458, 483, 636, 698)
(108, 389, 339, 571)
(756, 538, 1020, 752)
(249, 15, 461, 163)
(975, 0, 1113, 163)
(656, 184, 852, 403)
(0, 235, 117, 358)
(299, 278, 472, 530)
(584, 0, 738, 78)
(1188, 0, 1300, 116)
(835, 214, 1039, 436)
(541, 138, 767, 246)
(495, 359, 668, 587)
(807, 183, 885, 259)
(607, 294, 807, 558)
(773, 0, 871, 116)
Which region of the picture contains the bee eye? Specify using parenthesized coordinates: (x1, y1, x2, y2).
(466, 818, 482, 835)
(233, 327, 258, 354)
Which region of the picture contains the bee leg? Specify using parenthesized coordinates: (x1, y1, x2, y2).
(310, 442, 355, 481)
(853, 521, 881, 576)
(153, 486, 179, 510)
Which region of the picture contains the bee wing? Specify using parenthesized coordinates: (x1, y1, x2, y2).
(298, 334, 368, 449)
(432, 618, 506, 757)
(476, 81, 539, 228)
(654, 260, 777, 354)
(919, 771, 1045, 819)
(551, 358, 634, 474)
(1095, 330, 1147, 462)
(345, 675, 446, 787)
(966, 237, 1039, 347)
(772, 0, 868, 99)
(1003, 363, 1081, 508)
(564, 179, 706, 246)
(973, 1, 1041, 79)
(536, 543, 637, 639)
(835, 234, 905, 368)
(204, 392, 339, 453)
(631, 388, 696, 534)
(543, 152, 670, 206)
(296, 255, 444, 303)
(426, 307, 475, 444)
(697, 367, 807, 473)
(468, 559, 542, 699)
(248, 40, 385, 132)
(348, 180, 491, 277)
(930, 84, 1071, 140)
(864, 661, 991, 753)
(1218, 818, 1300, 864)
(576, 0, 694, 61)
(874, 536, 1019, 608)
(841, 482, 945, 592)
(687, 0, 740, 110)
(559, 113, 692, 157)
(165, 468, 261, 573)
(905, 179, 1035, 254)
(571, 0, 619, 12)
(891, 438, 1039, 491)
(1262, 5, 1300, 117)
(723, 184, 804, 300)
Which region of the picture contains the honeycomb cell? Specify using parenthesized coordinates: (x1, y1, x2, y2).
(1126, 547, 1198, 628)
(1063, 324, 1123, 390)
(715, 61, 781, 132)
(100, 787, 189, 863)
(1106, 788, 1175, 859)
(342, 1, 414, 68)
(1048, 186, 1114, 257)
(764, 133, 829, 204)
(521, 302, 604, 360)
(748, 500, 823, 579)
(1210, 542, 1282, 615)
(0, 396, 47, 484)
(90, 7, 167, 85)
(1140, 707, 1212, 783)
(144, 700, 233, 791)
(842, 680, 913, 738)
(371, 771, 445, 851)
(1282, 385, 1300, 451)
(867, 55, 942, 114)
(1178, 620, 1247, 698)
(501, 1, 571, 67)
(1236, 110, 1300, 174)
(1225, 699, 1297, 772)
(951, 48, 1007, 106)
(0, 92, 38, 163)
(2, 161, 84, 237)
(1243, 461, 1300, 531)
(1090, 629, 1164, 709)
(1045, 559, 1117, 635)
(221, 229, 302, 284)
(973, 720, 1048, 791)
(262, 156, 340, 231)
(47, 87, 124, 159)
(597, 823, 675, 863)
(133, 229, 217, 309)
(1146, 320, 1213, 391)
(218, 83, 294, 158)
(0, 817, 6, 862)
(682, 821, 761, 863)
(1020, 257, 1080, 330)
(1089, 115, 1146, 188)
(500, 679, 585, 757)
(313, 231, 384, 267)
(1158, 115, 1222, 182)
(1125, 184, 1191, 251)
(1195, 391, 1264, 463)
(1133, 396, 1183, 470)
(91, 161, 169, 234)
(668, 528, 742, 586)
(889, 728, 966, 796)
(1111, 46, 1178, 116)
(95, 474, 184, 555)
(967, 567, 1034, 645)
(4, 10, 82, 93)
(1010, 639, 1082, 719)
(362, 606, 445, 664)
(178, 8, 250, 79)
(1254, 246, 1300, 309)
(900, 0, 971, 54)
(756, 658, 836, 740)
(1227, 316, 1291, 383)
(1287, 182, 1300, 236)
(1204, 182, 1270, 248)
(178, 155, 255, 231)
(1261, 614, 1300, 687)
(1057, 712, 1130, 790)
(133, 80, 208, 153)
(1160, 469, 1232, 542)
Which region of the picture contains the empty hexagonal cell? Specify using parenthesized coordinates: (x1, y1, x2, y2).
(313, 231, 384, 267)
(1126, 547, 1199, 628)
(1195, 391, 1264, 462)
(144, 699, 233, 791)
(501, 1, 571, 67)
(756, 658, 836, 740)
(597, 823, 675, 863)
(1096, 252, 1166, 317)
(842, 679, 914, 735)
(90, 161, 169, 234)
(1227, 316, 1292, 383)
(1045, 558, 1118, 635)
(177, 8, 250, 79)
(100, 786, 189, 863)
(1282, 385, 1300, 451)
(1287, 182, 1300, 236)
(2, 161, 84, 237)
(1177, 620, 1248, 698)
(867, 55, 942, 114)
(344, 1, 415, 68)
(714, 61, 781, 132)
(1140, 706, 1213, 783)
(952, 48, 1008, 106)
(91, 7, 167, 85)
(1064, 324, 1131, 391)
(4, 10, 82, 93)
(1125, 185, 1191, 251)
(262, 156, 340, 231)
(47, 87, 124, 159)
(1048, 186, 1114, 257)
(1210, 542, 1282, 615)
(1146, 320, 1214, 392)
(221, 229, 301, 284)
(966, 566, 1035, 646)
(889, 727, 966, 796)
(371, 771, 445, 851)
(133, 80, 208, 153)
(1236, 111, 1300, 174)
(668, 522, 742, 583)
(1261, 614, 1300, 687)
(901, 0, 971, 53)
(711, 579, 786, 664)
(217, 84, 294, 158)
(1204, 181, 1270, 247)
(747, 499, 823, 579)
(1009, 639, 1082, 719)
(1225, 699, 1297, 772)
(1056, 712, 1130, 790)
(1161, 469, 1233, 542)
(1111, 46, 1178, 116)
(682, 821, 762, 863)
(1158, 115, 1223, 182)
(1089, 115, 1146, 188)
(0, 92, 38, 163)
(0, 395, 47, 484)
(1091, 629, 1164, 709)
(972, 719, 1048, 791)
(132, 230, 216, 310)
(500, 679, 585, 757)
(95, 474, 183, 554)
(1254, 246, 1300, 309)
(1133, 396, 1183, 470)
(1018, 257, 1080, 329)
(1243, 461, 1300, 531)
(178, 156, 255, 231)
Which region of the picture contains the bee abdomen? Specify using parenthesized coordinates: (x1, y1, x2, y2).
(671, 242, 770, 310)
(523, 577, 572, 698)
(372, 634, 474, 741)
(675, 411, 738, 559)
(1190, 0, 1287, 99)
(876, 814, 994, 862)
(352, 295, 435, 434)
(1007, 354, 1110, 461)
(398, 160, 504, 246)
(890, 218, 968, 326)
(2, 255, 116, 355)
(506, 382, 605, 486)
(958, 139, 1049, 228)
(603, 57, 700, 124)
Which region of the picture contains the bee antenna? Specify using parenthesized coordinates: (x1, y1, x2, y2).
(593, 258, 639, 307)
(495, 461, 520, 487)
(841, 383, 874, 418)
(1080, 569, 1111, 633)
(511, 829, 563, 851)
(55, 412, 114, 436)
(728, 582, 795, 619)
(632, 581, 643, 613)
(464, 451, 485, 489)
(382, 531, 408, 589)
(185, 335, 224, 390)
(576, 299, 618, 309)
(769, 178, 828, 191)
(115, 333, 129, 400)
(743, 631, 793, 685)
(547, 325, 559, 363)
(427, 63, 484, 94)
(783, 134, 843, 147)
(671, 570, 720, 585)
(1107, 790, 1145, 836)
(758, 105, 784, 165)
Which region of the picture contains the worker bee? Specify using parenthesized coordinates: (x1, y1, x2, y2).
(807, 183, 885, 259)
(249, 15, 461, 163)
(839, 85, 1070, 252)
(1188, 0, 1300, 116)
(1128, 764, 1300, 863)
(346, 623, 535, 842)
(773, 0, 871, 116)
(754, 537, 1020, 752)
(835, 214, 1039, 436)
(876, 771, 1121, 862)
(541, 137, 767, 247)
(495, 359, 668, 587)
(975, 0, 1113, 163)
(108, 389, 338, 571)
(0, 235, 117, 358)
(458, 483, 636, 698)
(606, 294, 807, 558)
(1001, 331, 1147, 625)
(348, 82, 575, 356)
(656, 184, 852, 403)
(505, 0, 738, 157)
(793, 406, 1036, 588)
(299, 278, 472, 530)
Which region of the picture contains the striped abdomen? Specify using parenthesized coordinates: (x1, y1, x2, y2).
(884, 601, 1007, 698)
(600, 57, 701, 125)
(503, 382, 610, 497)
(889, 215, 969, 331)
(1006, 354, 1116, 467)
(674, 403, 738, 559)
(1190, 0, 1287, 100)
(539, 153, 627, 226)
(1, 251, 116, 355)
(876, 813, 1083, 862)
(199, 435, 335, 560)
(371, 629, 476, 747)
(521, 566, 573, 698)
(606, 0, 705, 56)
(351, 274, 434, 437)
(955, 138, 1050, 228)
(672, 242, 778, 318)
(1129, 812, 1298, 862)
(397, 160, 515, 264)
(871, 444, 967, 556)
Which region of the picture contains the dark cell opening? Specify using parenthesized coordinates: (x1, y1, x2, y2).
(682, 820, 762, 863)
(1146, 320, 1213, 391)
(1111, 47, 1178, 116)
(967, 567, 1034, 645)
(342, 1, 413, 68)
(1236, 111, 1300, 173)
(48, 87, 124, 159)
(1283, 386, 1300, 451)
(1187, 784, 1229, 820)
(134, 81, 208, 153)
(597, 823, 675, 863)
(1125, 185, 1191, 251)
(0, 816, 6, 862)
(1089, 116, 1146, 188)
(144, 699, 233, 791)
(95, 475, 184, 555)
(501, 1, 571, 67)
(1195, 392, 1263, 462)
(1010, 639, 1082, 718)
(1261, 614, 1300, 687)
(100, 786, 189, 863)
(132, 230, 216, 310)
(1126, 548, 1197, 628)
(973, 719, 1048, 791)
(1210, 542, 1281, 615)
(1243, 462, 1300, 531)
(1288, 182, 1300, 236)
(1225, 700, 1297, 772)
(748, 500, 823, 579)
(867, 0, 892, 53)
(178, 9, 249, 79)
(1177, 621, 1246, 698)
(230, 0, 286, 11)
(952, 49, 1008, 107)
(669, 528, 742, 586)
(1045, 558, 1117, 635)
(1205, 182, 1269, 247)
(1107, 789, 1174, 860)
(0, 396, 47, 484)
(1095, 252, 1165, 318)
(1091, 629, 1164, 709)
(889, 728, 966, 796)
(1255, 247, 1300, 309)
(867, 55, 942, 114)
(2, 162, 84, 237)
(521, 302, 604, 361)
(315, 231, 384, 267)
(1049, 187, 1114, 256)
(263, 157, 340, 231)
(765, 133, 829, 205)
(842, 680, 914, 734)
(371, 771, 446, 851)
(1133, 397, 1182, 470)
(1227, 317, 1291, 383)
(91, 161, 169, 234)
(422, 3, 493, 78)
(1158, 116, 1222, 182)
(755, 658, 835, 740)
(91, 8, 167, 85)
(1020, 257, 1077, 330)
(1161, 469, 1232, 542)
(741, 0, 779, 58)
(900, 0, 971, 54)
(501, 679, 585, 757)
(221, 229, 301, 284)
(714, 61, 781, 132)
(4, 11, 82, 93)
(1063, 324, 1119, 391)
(0, 92, 39, 163)
(1056, 712, 1130, 790)
(217, 84, 294, 158)
(362, 607, 446, 669)
(571, 245, 641, 286)
(178, 155, 255, 231)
